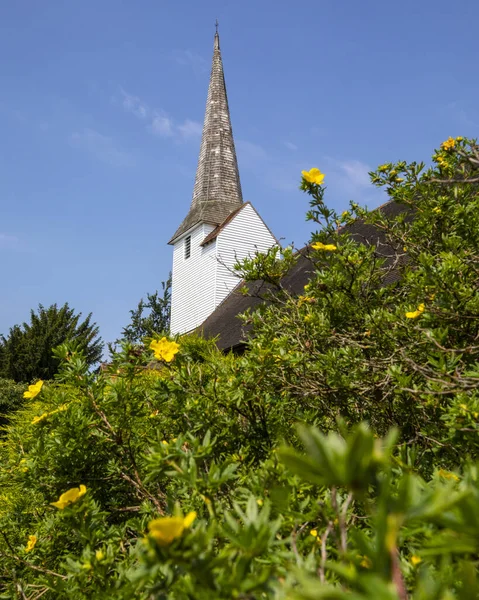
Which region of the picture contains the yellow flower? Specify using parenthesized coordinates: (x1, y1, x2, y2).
(24, 380, 44, 399)
(51, 485, 87, 509)
(378, 164, 389, 172)
(256, 499, 264, 506)
(342, 211, 350, 218)
(150, 338, 180, 362)
(441, 137, 455, 151)
(438, 469, 460, 482)
(298, 295, 315, 306)
(433, 207, 441, 214)
(456, 136, 463, 142)
(437, 157, 448, 168)
(360, 556, 372, 569)
(95, 549, 105, 561)
(411, 555, 422, 566)
(405, 303, 425, 319)
(309, 529, 318, 537)
(148, 511, 197, 546)
(311, 242, 337, 252)
(25, 535, 37, 553)
(301, 168, 325, 185)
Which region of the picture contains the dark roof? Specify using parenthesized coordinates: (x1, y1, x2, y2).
(169, 200, 242, 245)
(169, 31, 243, 244)
(199, 200, 410, 350)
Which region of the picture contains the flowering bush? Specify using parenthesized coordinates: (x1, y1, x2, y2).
(0, 139, 478, 599)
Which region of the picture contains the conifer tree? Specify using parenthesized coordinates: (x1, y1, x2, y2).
(0, 303, 103, 382)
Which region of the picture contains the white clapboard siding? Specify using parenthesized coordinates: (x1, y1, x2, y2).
(170, 204, 276, 335)
(170, 223, 216, 335)
(215, 204, 276, 306)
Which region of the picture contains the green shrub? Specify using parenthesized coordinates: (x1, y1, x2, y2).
(0, 378, 25, 429)
(0, 138, 478, 599)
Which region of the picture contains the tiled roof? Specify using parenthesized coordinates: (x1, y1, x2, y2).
(169, 31, 243, 244)
(199, 200, 411, 350)
(201, 203, 248, 246)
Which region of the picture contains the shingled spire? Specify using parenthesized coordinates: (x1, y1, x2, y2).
(169, 28, 243, 244)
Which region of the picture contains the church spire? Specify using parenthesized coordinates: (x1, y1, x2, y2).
(169, 26, 243, 244)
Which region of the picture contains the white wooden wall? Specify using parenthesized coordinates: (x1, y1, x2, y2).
(170, 223, 216, 335)
(170, 204, 277, 335)
(215, 204, 276, 306)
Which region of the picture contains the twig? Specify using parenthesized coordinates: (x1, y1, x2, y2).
(32, 588, 50, 600)
(15, 582, 28, 600)
(430, 177, 479, 184)
(391, 547, 408, 600)
(119, 472, 164, 514)
(339, 492, 353, 554)
(290, 522, 309, 564)
(319, 522, 333, 584)
(0, 550, 67, 581)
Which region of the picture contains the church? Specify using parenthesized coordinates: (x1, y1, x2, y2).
(168, 29, 277, 339)
(168, 28, 404, 352)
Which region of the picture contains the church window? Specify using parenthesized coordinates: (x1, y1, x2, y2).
(184, 235, 191, 259)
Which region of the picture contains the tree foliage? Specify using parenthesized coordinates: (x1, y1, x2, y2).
(0, 303, 103, 382)
(0, 378, 25, 429)
(120, 275, 171, 345)
(0, 138, 478, 599)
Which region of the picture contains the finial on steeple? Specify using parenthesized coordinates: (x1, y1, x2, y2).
(214, 19, 220, 50)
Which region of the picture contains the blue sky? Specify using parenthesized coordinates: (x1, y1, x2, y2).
(1, 0, 478, 348)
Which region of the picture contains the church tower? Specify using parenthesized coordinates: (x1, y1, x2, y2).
(169, 28, 277, 335)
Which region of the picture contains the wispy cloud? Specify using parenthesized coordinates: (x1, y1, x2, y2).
(236, 140, 269, 166)
(178, 119, 203, 139)
(150, 114, 174, 137)
(319, 157, 386, 208)
(173, 50, 208, 75)
(70, 128, 134, 167)
(121, 89, 149, 119)
(236, 140, 300, 192)
(119, 88, 201, 142)
(236, 141, 380, 198)
(337, 160, 372, 188)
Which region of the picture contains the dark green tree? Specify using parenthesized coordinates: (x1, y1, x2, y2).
(121, 275, 171, 344)
(0, 378, 25, 429)
(0, 303, 103, 382)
